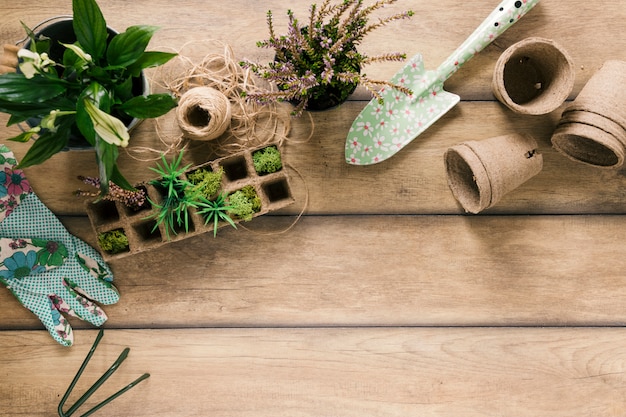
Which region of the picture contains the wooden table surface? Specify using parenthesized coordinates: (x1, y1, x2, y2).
(2, 1, 626, 416)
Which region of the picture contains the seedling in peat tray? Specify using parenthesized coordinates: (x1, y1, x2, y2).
(98, 229, 130, 255)
(252, 145, 282, 175)
(146, 150, 199, 239)
(196, 193, 237, 237)
(228, 185, 261, 222)
(187, 166, 224, 200)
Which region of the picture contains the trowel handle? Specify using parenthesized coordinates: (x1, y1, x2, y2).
(437, 0, 539, 80)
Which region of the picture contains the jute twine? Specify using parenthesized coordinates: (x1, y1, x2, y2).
(125, 40, 313, 164)
(176, 86, 232, 141)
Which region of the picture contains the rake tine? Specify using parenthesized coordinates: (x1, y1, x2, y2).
(78, 373, 151, 417)
(58, 330, 105, 416)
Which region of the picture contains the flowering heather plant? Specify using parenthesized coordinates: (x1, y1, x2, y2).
(240, 0, 414, 115)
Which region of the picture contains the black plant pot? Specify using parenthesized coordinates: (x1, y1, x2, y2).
(304, 80, 358, 111)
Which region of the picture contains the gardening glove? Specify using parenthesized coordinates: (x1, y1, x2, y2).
(0, 144, 119, 346)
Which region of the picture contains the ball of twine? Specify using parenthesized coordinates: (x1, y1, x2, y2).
(137, 39, 312, 162)
(176, 86, 232, 141)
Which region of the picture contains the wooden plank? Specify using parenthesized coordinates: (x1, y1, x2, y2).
(3, 100, 626, 216)
(1, 328, 626, 417)
(1, 0, 624, 100)
(1, 1, 625, 215)
(2, 214, 626, 329)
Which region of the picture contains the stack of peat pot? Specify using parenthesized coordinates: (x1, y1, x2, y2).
(551, 60, 626, 169)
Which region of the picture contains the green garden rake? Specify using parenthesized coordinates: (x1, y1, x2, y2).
(58, 330, 150, 417)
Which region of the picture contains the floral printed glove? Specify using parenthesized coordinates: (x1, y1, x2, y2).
(0, 145, 119, 346)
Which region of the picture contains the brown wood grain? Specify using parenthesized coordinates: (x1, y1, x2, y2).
(2, 328, 626, 417)
(1, 214, 625, 330)
(4, 101, 626, 216)
(1, 1, 626, 416)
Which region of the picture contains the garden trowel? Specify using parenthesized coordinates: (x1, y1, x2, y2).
(345, 0, 540, 165)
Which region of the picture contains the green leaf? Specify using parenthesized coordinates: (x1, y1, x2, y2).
(0, 73, 66, 103)
(17, 123, 71, 168)
(106, 25, 159, 68)
(62, 46, 84, 72)
(75, 101, 96, 147)
(110, 164, 135, 190)
(127, 51, 177, 77)
(119, 94, 177, 119)
(72, 0, 108, 60)
(113, 76, 134, 102)
(94, 136, 119, 193)
(1, 103, 46, 123)
(6, 129, 40, 143)
(0, 97, 75, 125)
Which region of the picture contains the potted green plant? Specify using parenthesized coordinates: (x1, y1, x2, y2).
(0, 0, 178, 194)
(240, 0, 414, 116)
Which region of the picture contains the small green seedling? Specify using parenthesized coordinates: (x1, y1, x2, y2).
(187, 167, 224, 199)
(196, 193, 237, 237)
(147, 150, 198, 239)
(228, 185, 261, 221)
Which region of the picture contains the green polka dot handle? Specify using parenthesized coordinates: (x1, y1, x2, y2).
(0, 145, 119, 346)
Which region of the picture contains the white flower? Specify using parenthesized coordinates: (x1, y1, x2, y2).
(347, 153, 360, 164)
(60, 43, 92, 63)
(83, 99, 130, 147)
(41, 110, 75, 132)
(356, 121, 373, 137)
(17, 49, 55, 79)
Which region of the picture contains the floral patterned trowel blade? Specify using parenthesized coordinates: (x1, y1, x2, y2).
(345, 0, 540, 165)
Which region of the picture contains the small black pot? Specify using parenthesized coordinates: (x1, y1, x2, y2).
(304, 80, 358, 111)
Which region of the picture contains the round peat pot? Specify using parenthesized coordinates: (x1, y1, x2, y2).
(551, 122, 626, 168)
(551, 60, 626, 168)
(492, 37, 575, 115)
(444, 133, 543, 214)
(569, 60, 626, 125)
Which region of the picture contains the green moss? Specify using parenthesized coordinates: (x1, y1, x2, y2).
(228, 185, 261, 221)
(252, 146, 282, 175)
(188, 167, 224, 199)
(98, 229, 129, 254)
